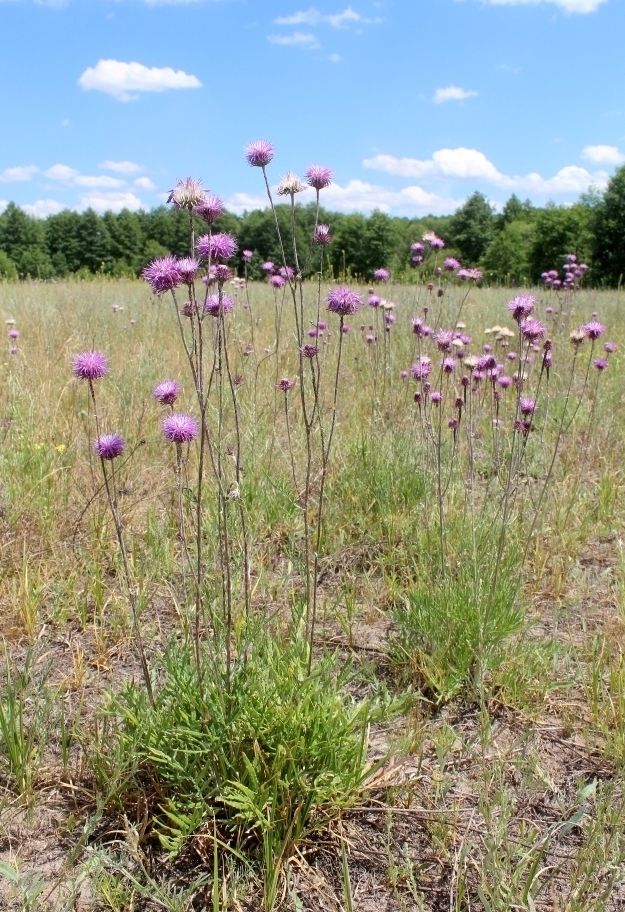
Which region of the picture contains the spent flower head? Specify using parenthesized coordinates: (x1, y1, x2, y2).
(277, 171, 306, 196)
(167, 177, 204, 210)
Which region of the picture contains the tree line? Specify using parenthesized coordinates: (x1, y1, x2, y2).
(1, 163, 624, 286)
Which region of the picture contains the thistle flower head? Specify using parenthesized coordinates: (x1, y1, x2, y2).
(326, 285, 362, 316)
(457, 267, 483, 281)
(411, 242, 425, 254)
(583, 320, 605, 340)
(604, 341, 618, 354)
(279, 266, 295, 279)
(162, 413, 198, 444)
(434, 329, 455, 352)
(410, 357, 432, 381)
(193, 193, 225, 224)
(570, 327, 586, 346)
(245, 139, 274, 168)
(94, 433, 125, 460)
(276, 377, 294, 391)
(507, 295, 536, 322)
(313, 224, 332, 245)
(442, 357, 457, 373)
(300, 344, 318, 358)
(204, 293, 235, 317)
(152, 380, 181, 405)
(519, 397, 537, 416)
(443, 257, 460, 271)
(167, 177, 204, 210)
(270, 274, 286, 288)
(176, 257, 200, 284)
(142, 256, 183, 294)
(242, 249, 254, 262)
(430, 390, 442, 403)
(373, 268, 390, 282)
(262, 261, 275, 273)
(520, 317, 546, 342)
(196, 232, 238, 262)
(593, 358, 609, 371)
(305, 164, 333, 190)
(277, 171, 306, 196)
(368, 295, 381, 308)
(72, 351, 108, 381)
(8, 329, 19, 339)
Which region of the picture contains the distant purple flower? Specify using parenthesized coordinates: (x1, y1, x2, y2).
(443, 257, 460, 271)
(583, 320, 605, 340)
(342, 324, 350, 333)
(429, 237, 445, 250)
(373, 268, 390, 282)
(214, 264, 232, 283)
(193, 193, 224, 224)
(276, 377, 294, 391)
(411, 255, 423, 265)
(507, 294, 535, 322)
(498, 376, 513, 389)
(313, 224, 332, 245)
(279, 266, 295, 279)
(365, 334, 376, 344)
(196, 232, 238, 262)
(448, 418, 459, 430)
(72, 351, 108, 381)
(520, 318, 546, 342)
(177, 257, 200, 284)
(162, 413, 198, 444)
(410, 358, 432, 381)
(94, 433, 125, 460)
(593, 358, 609, 371)
(317, 320, 328, 330)
(411, 242, 425, 254)
(434, 329, 454, 352)
(8, 329, 19, 339)
(262, 261, 275, 273)
(457, 267, 482, 281)
(167, 177, 204, 210)
(442, 357, 457, 373)
(270, 274, 286, 289)
(430, 391, 442, 404)
(507, 351, 518, 361)
(308, 328, 319, 338)
(565, 253, 577, 263)
(204, 294, 235, 317)
(152, 380, 181, 406)
(368, 295, 381, 308)
(411, 317, 428, 338)
(301, 344, 318, 358)
(385, 312, 396, 325)
(180, 300, 197, 318)
(519, 398, 536, 416)
(10, 346, 18, 355)
(305, 165, 333, 190)
(245, 140, 274, 168)
(242, 249, 254, 263)
(604, 341, 618, 354)
(142, 256, 183, 294)
(327, 286, 362, 316)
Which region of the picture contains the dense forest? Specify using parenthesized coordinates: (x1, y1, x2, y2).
(1, 163, 624, 286)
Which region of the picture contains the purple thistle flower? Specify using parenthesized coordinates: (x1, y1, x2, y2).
(411, 242, 425, 254)
(305, 165, 333, 190)
(442, 357, 457, 374)
(204, 294, 235, 317)
(193, 193, 225, 224)
(457, 267, 482, 281)
(497, 376, 513, 389)
(94, 433, 125, 460)
(279, 266, 295, 279)
(410, 358, 432, 381)
(583, 320, 605, 340)
(430, 391, 442, 404)
(72, 351, 108, 381)
(214, 264, 233, 283)
(167, 177, 204, 210)
(604, 341, 618, 354)
(326, 286, 362, 316)
(317, 320, 328, 330)
(196, 232, 238, 262)
(270, 274, 286, 289)
(162, 413, 198, 444)
(373, 268, 390, 282)
(520, 318, 546, 342)
(301, 344, 318, 358)
(308, 328, 319, 338)
(434, 329, 454, 352)
(262, 261, 275, 273)
(9, 346, 18, 355)
(507, 294, 536, 322)
(368, 295, 381, 308)
(8, 329, 19, 339)
(593, 358, 609, 371)
(142, 255, 183, 294)
(176, 257, 200, 284)
(276, 377, 294, 391)
(365, 334, 376, 344)
(429, 237, 445, 250)
(152, 380, 181, 406)
(242, 249, 254, 263)
(245, 139, 274, 168)
(443, 257, 460, 271)
(313, 224, 332, 245)
(342, 324, 350, 333)
(180, 300, 197, 318)
(519, 397, 537, 416)
(411, 255, 423, 265)
(448, 418, 459, 430)
(385, 312, 396, 325)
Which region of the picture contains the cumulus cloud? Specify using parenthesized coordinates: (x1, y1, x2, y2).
(364, 147, 610, 195)
(0, 200, 7, 214)
(44, 164, 125, 188)
(0, 165, 39, 183)
(78, 191, 144, 213)
(433, 85, 478, 103)
(22, 199, 65, 218)
(134, 176, 157, 191)
(267, 31, 319, 46)
(100, 160, 144, 174)
(582, 144, 625, 165)
(78, 59, 202, 101)
(482, 0, 606, 12)
(275, 6, 382, 27)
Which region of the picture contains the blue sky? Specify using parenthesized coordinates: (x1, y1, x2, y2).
(0, 0, 623, 219)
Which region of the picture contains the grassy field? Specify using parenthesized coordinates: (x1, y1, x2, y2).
(0, 274, 624, 911)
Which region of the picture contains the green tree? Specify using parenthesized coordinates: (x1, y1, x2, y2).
(447, 192, 495, 264)
(528, 203, 593, 282)
(592, 164, 625, 286)
(46, 210, 84, 275)
(481, 220, 535, 286)
(0, 203, 52, 277)
(0, 249, 17, 280)
(103, 209, 145, 273)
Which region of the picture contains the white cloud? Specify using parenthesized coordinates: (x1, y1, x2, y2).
(0, 200, 7, 214)
(225, 192, 270, 215)
(582, 144, 625, 165)
(44, 164, 125, 188)
(329, 52, 342, 62)
(134, 176, 157, 191)
(100, 159, 144, 174)
(433, 85, 478, 103)
(482, 0, 606, 12)
(78, 59, 202, 102)
(79, 191, 144, 213)
(22, 199, 65, 218)
(275, 6, 382, 27)
(267, 31, 319, 46)
(0, 165, 39, 183)
(364, 147, 610, 195)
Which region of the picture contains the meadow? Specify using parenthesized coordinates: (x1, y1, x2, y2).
(0, 250, 624, 909)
